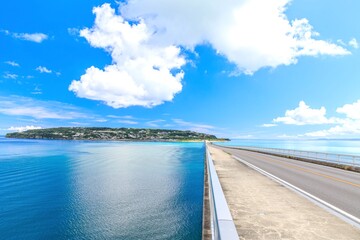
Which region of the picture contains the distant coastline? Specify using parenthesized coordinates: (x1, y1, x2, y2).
(5, 127, 230, 142)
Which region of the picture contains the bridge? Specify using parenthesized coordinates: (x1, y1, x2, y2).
(203, 143, 360, 239)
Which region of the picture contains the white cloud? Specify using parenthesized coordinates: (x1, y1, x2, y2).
(172, 118, 214, 133)
(122, 0, 349, 74)
(107, 115, 135, 119)
(0, 96, 89, 120)
(70, 122, 89, 125)
(277, 134, 298, 139)
(337, 39, 346, 46)
(70, 2, 348, 109)
(290, 19, 349, 57)
(69, 4, 185, 108)
(68, 28, 80, 36)
(349, 38, 359, 49)
(3, 73, 18, 79)
(94, 119, 108, 122)
(8, 31, 48, 43)
(233, 134, 253, 139)
(7, 126, 42, 132)
(301, 100, 360, 137)
(304, 120, 360, 138)
(261, 123, 277, 128)
(146, 119, 166, 127)
(118, 119, 138, 125)
(36, 66, 52, 73)
(5, 61, 20, 67)
(261, 100, 360, 138)
(336, 99, 360, 120)
(274, 101, 332, 125)
(31, 86, 42, 95)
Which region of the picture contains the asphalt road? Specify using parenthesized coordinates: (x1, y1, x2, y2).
(213, 145, 360, 220)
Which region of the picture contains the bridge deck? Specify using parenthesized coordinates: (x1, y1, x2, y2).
(207, 144, 360, 239)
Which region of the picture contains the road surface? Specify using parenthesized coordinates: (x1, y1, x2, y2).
(213, 144, 360, 220)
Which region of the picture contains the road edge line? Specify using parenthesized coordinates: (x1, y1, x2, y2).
(232, 155, 360, 230)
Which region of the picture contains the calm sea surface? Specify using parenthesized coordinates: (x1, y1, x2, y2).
(217, 139, 360, 156)
(0, 137, 204, 240)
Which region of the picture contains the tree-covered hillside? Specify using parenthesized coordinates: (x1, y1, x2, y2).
(6, 127, 229, 141)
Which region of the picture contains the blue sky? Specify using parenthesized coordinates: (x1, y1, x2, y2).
(1, 0, 360, 139)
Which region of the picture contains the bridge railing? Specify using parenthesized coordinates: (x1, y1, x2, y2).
(206, 145, 239, 240)
(229, 146, 360, 168)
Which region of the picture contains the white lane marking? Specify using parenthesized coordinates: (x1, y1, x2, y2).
(232, 155, 360, 229)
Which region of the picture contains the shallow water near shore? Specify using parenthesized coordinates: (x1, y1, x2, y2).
(0, 138, 204, 240)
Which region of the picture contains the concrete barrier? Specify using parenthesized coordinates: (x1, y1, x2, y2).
(227, 146, 360, 168)
(206, 144, 239, 240)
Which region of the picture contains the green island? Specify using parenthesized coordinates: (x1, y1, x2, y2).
(5, 127, 229, 142)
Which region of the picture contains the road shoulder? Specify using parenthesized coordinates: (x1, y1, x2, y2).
(208, 144, 360, 240)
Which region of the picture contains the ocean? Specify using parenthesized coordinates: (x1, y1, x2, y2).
(217, 139, 360, 156)
(0, 137, 204, 240)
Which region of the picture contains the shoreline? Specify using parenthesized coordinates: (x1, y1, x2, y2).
(4, 137, 229, 143)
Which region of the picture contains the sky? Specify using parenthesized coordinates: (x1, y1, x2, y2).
(1, 0, 360, 139)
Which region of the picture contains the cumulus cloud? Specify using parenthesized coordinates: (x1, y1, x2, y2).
(337, 100, 360, 120)
(349, 38, 359, 49)
(273, 101, 332, 125)
(263, 100, 360, 138)
(70, 2, 349, 108)
(0, 96, 89, 119)
(69, 4, 185, 108)
(305, 100, 360, 137)
(36, 66, 52, 73)
(7, 126, 42, 132)
(122, 0, 349, 74)
(277, 100, 360, 138)
(304, 120, 360, 138)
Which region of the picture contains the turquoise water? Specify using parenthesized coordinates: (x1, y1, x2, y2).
(0, 137, 204, 239)
(217, 139, 360, 156)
